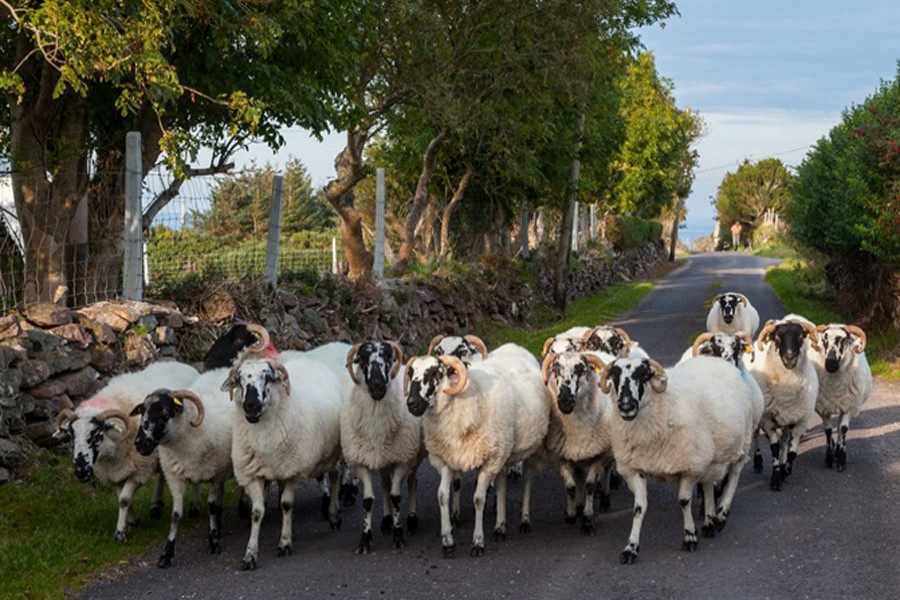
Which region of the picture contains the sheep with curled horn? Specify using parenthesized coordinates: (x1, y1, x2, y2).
(582, 325, 650, 360)
(600, 354, 758, 564)
(707, 292, 761, 337)
(404, 352, 549, 558)
(428, 333, 489, 365)
(341, 340, 424, 554)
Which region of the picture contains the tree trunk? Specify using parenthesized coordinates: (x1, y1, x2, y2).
(438, 163, 474, 259)
(668, 197, 682, 262)
(391, 129, 447, 276)
(553, 112, 585, 311)
(323, 129, 372, 280)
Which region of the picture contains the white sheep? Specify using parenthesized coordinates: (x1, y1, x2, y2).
(809, 324, 873, 471)
(748, 317, 820, 490)
(130, 368, 234, 568)
(428, 334, 489, 364)
(600, 355, 758, 563)
(223, 348, 347, 570)
(54, 361, 199, 542)
(706, 292, 761, 337)
(342, 340, 424, 553)
(405, 354, 549, 557)
(541, 350, 615, 534)
(541, 326, 591, 357)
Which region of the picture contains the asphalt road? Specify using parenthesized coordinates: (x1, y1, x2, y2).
(81, 253, 900, 600)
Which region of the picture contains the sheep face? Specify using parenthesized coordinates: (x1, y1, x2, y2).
(352, 341, 399, 400)
(602, 358, 667, 421)
(697, 333, 748, 368)
(69, 414, 129, 482)
(818, 326, 864, 373)
(404, 356, 467, 417)
(549, 337, 584, 356)
(546, 353, 594, 414)
(583, 327, 627, 357)
(224, 360, 289, 424)
(203, 323, 257, 370)
(130, 390, 185, 456)
(431, 336, 479, 364)
(716, 293, 746, 325)
(762, 322, 809, 370)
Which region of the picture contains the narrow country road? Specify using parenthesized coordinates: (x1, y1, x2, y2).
(81, 253, 900, 600)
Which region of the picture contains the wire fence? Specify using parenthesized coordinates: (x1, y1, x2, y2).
(0, 169, 344, 311)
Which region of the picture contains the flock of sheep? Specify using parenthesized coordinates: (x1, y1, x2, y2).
(53, 291, 872, 568)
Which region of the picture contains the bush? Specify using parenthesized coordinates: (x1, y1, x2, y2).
(605, 215, 662, 251)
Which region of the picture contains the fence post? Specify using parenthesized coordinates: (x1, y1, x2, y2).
(374, 167, 386, 278)
(331, 237, 338, 275)
(571, 201, 579, 253)
(520, 202, 529, 259)
(122, 131, 143, 301)
(589, 204, 596, 240)
(264, 174, 284, 288)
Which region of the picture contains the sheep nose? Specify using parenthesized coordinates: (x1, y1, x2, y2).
(369, 383, 387, 400)
(134, 436, 156, 456)
(557, 389, 576, 414)
(825, 358, 841, 373)
(74, 456, 92, 482)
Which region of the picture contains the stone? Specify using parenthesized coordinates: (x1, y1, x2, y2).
(18, 359, 51, 389)
(90, 345, 119, 374)
(48, 323, 92, 348)
(25, 420, 58, 444)
(25, 329, 65, 352)
(50, 394, 74, 412)
(79, 317, 118, 345)
(157, 345, 178, 358)
(0, 345, 21, 370)
(0, 314, 22, 341)
(163, 312, 184, 329)
(151, 325, 176, 346)
(124, 334, 157, 367)
(23, 302, 73, 327)
(0, 437, 23, 466)
(0, 368, 22, 400)
(31, 349, 91, 375)
(30, 398, 55, 420)
(6, 414, 25, 435)
(136, 314, 159, 333)
(18, 394, 35, 414)
(0, 467, 9, 484)
(28, 378, 67, 400)
(202, 290, 236, 322)
(76, 302, 138, 333)
(56, 367, 101, 398)
(277, 290, 300, 310)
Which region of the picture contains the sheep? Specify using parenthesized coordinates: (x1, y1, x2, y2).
(540, 350, 615, 534)
(222, 348, 347, 571)
(342, 340, 424, 554)
(809, 324, 873, 471)
(541, 326, 591, 357)
(130, 368, 234, 568)
(405, 354, 549, 557)
(54, 361, 199, 542)
(706, 292, 761, 337)
(428, 334, 489, 365)
(600, 355, 758, 564)
(748, 317, 820, 490)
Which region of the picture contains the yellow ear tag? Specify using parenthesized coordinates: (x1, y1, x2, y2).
(172, 397, 183, 407)
(743, 344, 752, 354)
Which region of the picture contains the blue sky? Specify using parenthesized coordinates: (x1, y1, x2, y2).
(229, 1, 900, 242)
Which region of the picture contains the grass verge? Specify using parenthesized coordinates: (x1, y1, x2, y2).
(0, 453, 235, 599)
(765, 261, 900, 380)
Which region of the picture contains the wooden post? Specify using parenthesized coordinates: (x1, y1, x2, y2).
(374, 168, 386, 278)
(122, 132, 143, 301)
(263, 174, 284, 288)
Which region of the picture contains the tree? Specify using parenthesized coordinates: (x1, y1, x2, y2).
(1, 0, 363, 303)
(714, 158, 796, 236)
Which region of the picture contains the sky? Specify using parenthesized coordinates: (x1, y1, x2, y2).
(225, 1, 900, 244)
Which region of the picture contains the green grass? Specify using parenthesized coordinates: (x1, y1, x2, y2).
(0, 455, 235, 599)
(751, 244, 798, 260)
(477, 280, 656, 355)
(766, 261, 900, 380)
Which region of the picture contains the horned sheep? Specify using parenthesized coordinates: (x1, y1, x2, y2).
(706, 292, 761, 337)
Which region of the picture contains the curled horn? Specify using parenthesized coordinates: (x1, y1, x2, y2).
(647, 359, 668, 394)
(843, 325, 867, 354)
(437, 355, 468, 396)
(736, 330, 755, 362)
(737, 293, 748, 306)
(788, 318, 820, 351)
(713, 293, 724, 303)
(403, 357, 417, 397)
(388, 341, 404, 379)
(464, 335, 488, 360)
(598, 362, 614, 395)
(756, 320, 777, 351)
(581, 326, 601, 342)
(245, 324, 270, 352)
(55, 408, 75, 431)
(615, 327, 632, 345)
(275, 363, 291, 396)
(541, 352, 558, 385)
(427, 334, 447, 355)
(542, 336, 556, 358)
(171, 390, 204, 427)
(583, 352, 606, 375)
(92, 409, 134, 437)
(345, 343, 363, 385)
(692, 332, 716, 357)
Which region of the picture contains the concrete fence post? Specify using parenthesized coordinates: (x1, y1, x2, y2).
(571, 201, 579, 253)
(122, 131, 143, 301)
(264, 174, 284, 288)
(374, 168, 386, 278)
(520, 202, 530, 259)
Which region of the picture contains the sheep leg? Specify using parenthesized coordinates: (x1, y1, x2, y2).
(559, 462, 579, 525)
(573, 467, 586, 522)
(493, 469, 507, 542)
(356, 467, 375, 554)
(762, 420, 784, 491)
(597, 462, 613, 512)
(189, 481, 202, 518)
(714, 461, 743, 534)
(581, 462, 603, 536)
(316, 474, 330, 520)
(679, 477, 699, 552)
(451, 474, 461, 527)
(158, 477, 186, 568)
(406, 471, 418, 534)
(380, 470, 393, 535)
(820, 412, 835, 468)
(437, 465, 455, 557)
(836, 413, 851, 471)
(241, 477, 266, 571)
(207, 477, 226, 554)
(114, 480, 139, 543)
(699, 480, 717, 538)
(782, 426, 799, 476)
(340, 459, 360, 508)
(520, 454, 539, 533)
(327, 469, 342, 530)
(620, 472, 647, 564)
(390, 465, 409, 548)
(277, 477, 300, 557)
(471, 469, 494, 557)
(149, 471, 166, 519)
(751, 428, 764, 473)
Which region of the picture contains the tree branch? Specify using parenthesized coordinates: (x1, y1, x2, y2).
(141, 160, 234, 231)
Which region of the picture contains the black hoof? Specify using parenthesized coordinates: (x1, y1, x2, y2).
(340, 482, 358, 508)
(392, 527, 406, 549)
(715, 517, 728, 533)
(188, 504, 201, 519)
(380, 515, 393, 536)
(277, 544, 292, 557)
(701, 523, 716, 538)
(770, 470, 783, 491)
(753, 454, 764, 473)
(825, 445, 834, 468)
(157, 555, 172, 568)
(208, 533, 221, 554)
(320, 493, 331, 520)
(519, 521, 531, 534)
(782, 462, 793, 478)
(564, 514, 577, 525)
(329, 516, 342, 531)
(581, 522, 595, 536)
(149, 503, 164, 519)
(241, 556, 256, 571)
(470, 544, 484, 557)
(493, 529, 506, 542)
(406, 514, 418, 535)
(620, 549, 638, 564)
(682, 540, 698, 552)
(442, 543, 456, 558)
(835, 447, 847, 471)
(598, 493, 611, 512)
(114, 530, 128, 543)
(357, 530, 372, 554)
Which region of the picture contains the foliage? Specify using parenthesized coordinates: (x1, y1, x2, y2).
(714, 158, 796, 234)
(605, 215, 664, 251)
(789, 71, 900, 265)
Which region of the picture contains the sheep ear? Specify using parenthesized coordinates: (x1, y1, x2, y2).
(129, 405, 144, 417)
(171, 395, 184, 413)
